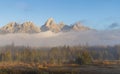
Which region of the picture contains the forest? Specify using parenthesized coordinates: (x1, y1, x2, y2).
(0, 44, 120, 74)
(0, 44, 120, 64)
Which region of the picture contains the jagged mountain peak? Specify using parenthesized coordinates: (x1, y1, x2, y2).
(45, 18, 55, 27)
(72, 22, 91, 31)
(0, 22, 20, 33)
(21, 21, 37, 28)
(20, 21, 41, 33)
(3, 22, 19, 28)
(22, 21, 34, 25)
(58, 22, 65, 28)
(0, 18, 94, 33)
(0, 21, 41, 33)
(41, 18, 61, 33)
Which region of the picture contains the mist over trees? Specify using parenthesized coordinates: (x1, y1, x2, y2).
(0, 44, 120, 65)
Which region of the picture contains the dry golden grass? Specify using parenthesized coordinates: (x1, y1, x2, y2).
(0, 62, 42, 74)
(93, 60, 120, 65)
(0, 61, 120, 74)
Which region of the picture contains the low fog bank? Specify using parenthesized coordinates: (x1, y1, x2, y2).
(0, 30, 120, 47)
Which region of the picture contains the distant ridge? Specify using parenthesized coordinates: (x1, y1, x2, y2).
(0, 18, 119, 47)
(0, 22, 41, 33)
(0, 18, 93, 33)
(41, 18, 61, 32)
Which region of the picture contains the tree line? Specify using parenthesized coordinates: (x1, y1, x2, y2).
(0, 45, 120, 65)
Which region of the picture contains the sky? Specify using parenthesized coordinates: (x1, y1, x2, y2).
(0, 0, 120, 30)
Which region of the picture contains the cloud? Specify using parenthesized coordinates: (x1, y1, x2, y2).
(0, 31, 120, 47)
(108, 23, 120, 29)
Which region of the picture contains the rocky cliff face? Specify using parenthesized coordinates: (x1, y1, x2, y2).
(0, 22, 20, 33)
(0, 18, 93, 33)
(72, 22, 91, 31)
(20, 22, 41, 33)
(0, 22, 40, 33)
(41, 18, 61, 33)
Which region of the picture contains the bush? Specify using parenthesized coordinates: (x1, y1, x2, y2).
(75, 51, 92, 65)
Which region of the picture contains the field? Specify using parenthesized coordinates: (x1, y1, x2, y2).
(0, 62, 120, 74)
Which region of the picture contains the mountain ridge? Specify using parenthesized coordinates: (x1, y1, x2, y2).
(0, 18, 93, 33)
(0, 22, 41, 33)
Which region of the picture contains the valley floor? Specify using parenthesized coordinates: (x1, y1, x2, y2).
(0, 62, 120, 74)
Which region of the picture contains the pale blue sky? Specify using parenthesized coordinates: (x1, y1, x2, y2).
(0, 0, 120, 30)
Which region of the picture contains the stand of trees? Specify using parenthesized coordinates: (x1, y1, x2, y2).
(0, 45, 120, 65)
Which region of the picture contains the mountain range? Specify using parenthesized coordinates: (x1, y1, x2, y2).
(0, 18, 120, 47)
(0, 18, 92, 33)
